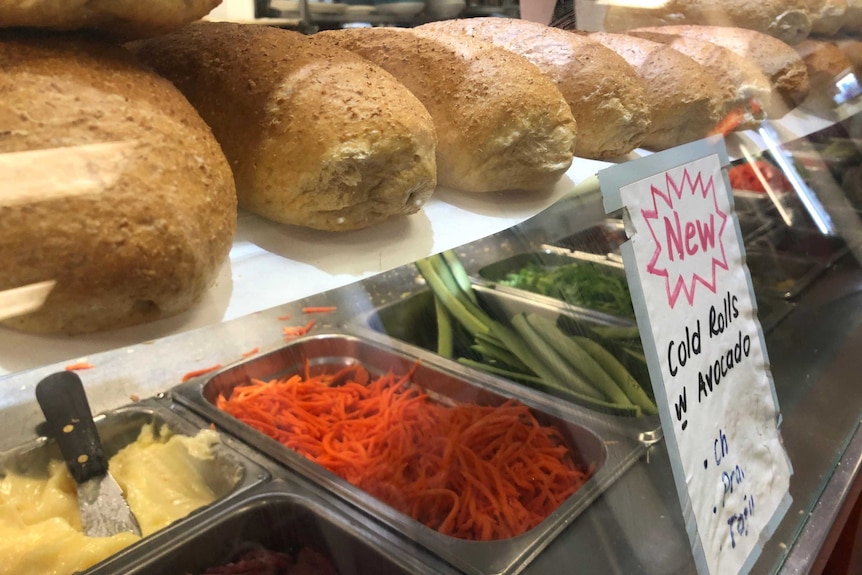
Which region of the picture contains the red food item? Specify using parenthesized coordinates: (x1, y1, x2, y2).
(728, 160, 791, 193)
(217, 363, 592, 541)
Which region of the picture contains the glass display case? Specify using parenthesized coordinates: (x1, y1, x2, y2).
(2, 3, 862, 574)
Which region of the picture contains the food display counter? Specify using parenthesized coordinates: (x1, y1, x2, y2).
(3, 115, 862, 574)
(4, 6, 862, 575)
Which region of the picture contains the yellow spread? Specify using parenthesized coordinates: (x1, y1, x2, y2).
(0, 424, 222, 575)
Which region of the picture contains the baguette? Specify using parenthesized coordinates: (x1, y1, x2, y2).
(588, 32, 724, 151)
(418, 18, 652, 160)
(604, 0, 812, 45)
(628, 30, 773, 126)
(130, 22, 437, 231)
(312, 27, 577, 192)
(0, 31, 236, 334)
(630, 25, 811, 109)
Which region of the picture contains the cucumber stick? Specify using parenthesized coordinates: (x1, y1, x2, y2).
(524, 314, 633, 408)
(434, 296, 454, 359)
(573, 335, 658, 415)
(416, 258, 488, 337)
(509, 314, 603, 400)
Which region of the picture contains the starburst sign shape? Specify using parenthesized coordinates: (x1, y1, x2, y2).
(642, 167, 729, 308)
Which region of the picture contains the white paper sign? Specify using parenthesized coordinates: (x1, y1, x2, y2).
(600, 138, 792, 575)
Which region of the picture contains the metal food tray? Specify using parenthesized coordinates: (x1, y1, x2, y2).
(732, 189, 794, 219)
(357, 282, 661, 442)
(544, 219, 627, 257)
(0, 397, 270, 575)
(89, 479, 456, 575)
(173, 333, 646, 575)
(745, 249, 829, 300)
(475, 251, 636, 322)
(752, 224, 850, 266)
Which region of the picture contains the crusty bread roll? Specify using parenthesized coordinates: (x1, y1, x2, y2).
(803, 0, 847, 36)
(0, 31, 236, 335)
(588, 32, 723, 151)
(631, 25, 811, 110)
(418, 18, 651, 160)
(312, 27, 576, 193)
(130, 22, 437, 231)
(604, 0, 812, 45)
(0, 0, 221, 39)
(628, 30, 773, 126)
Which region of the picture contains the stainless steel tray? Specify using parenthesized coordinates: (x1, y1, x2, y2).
(0, 397, 270, 575)
(475, 250, 635, 321)
(173, 333, 646, 575)
(751, 224, 850, 266)
(544, 219, 627, 257)
(357, 282, 660, 439)
(746, 249, 830, 299)
(88, 479, 456, 575)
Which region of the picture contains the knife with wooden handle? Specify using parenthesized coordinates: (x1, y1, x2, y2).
(35, 371, 142, 538)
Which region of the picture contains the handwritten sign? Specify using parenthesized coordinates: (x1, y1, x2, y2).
(600, 138, 792, 575)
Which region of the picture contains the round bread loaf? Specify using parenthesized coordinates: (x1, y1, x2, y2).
(604, 0, 812, 45)
(418, 18, 651, 160)
(627, 30, 774, 126)
(312, 27, 577, 192)
(588, 32, 724, 151)
(130, 22, 437, 231)
(631, 25, 811, 110)
(0, 0, 220, 39)
(0, 31, 236, 335)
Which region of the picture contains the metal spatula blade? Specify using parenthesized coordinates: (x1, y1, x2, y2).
(35, 371, 141, 538)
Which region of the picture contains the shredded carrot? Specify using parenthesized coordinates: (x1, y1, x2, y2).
(64, 362, 95, 371)
(277, 314, 292, 321)
(181, 364, 222, 382)
(217, 362, 592, 541)
(241, 347, 260, 358)
(282, 319, 315, 339)
(302, 306, 337, 314)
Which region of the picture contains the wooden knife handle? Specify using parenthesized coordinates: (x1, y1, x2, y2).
(35, 371, 109, 483)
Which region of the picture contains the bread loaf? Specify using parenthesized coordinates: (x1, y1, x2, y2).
(0, 31, 236, 335)
(418, 18, 651, 160)
(628, 30, 773, 126)
(604, 0, 812, 45)
(130, 22, 437, 231)
(588, 32, 724, 151)
(631, 25, 811, 109)
(312, 27, 577, 193)
(0, 0, 221, 39)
